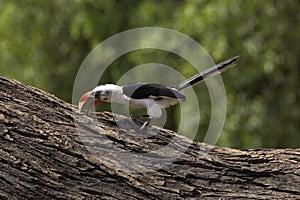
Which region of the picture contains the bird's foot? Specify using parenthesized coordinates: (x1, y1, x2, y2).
(130, 114, 151, 130)
(139, 120, 150, 131)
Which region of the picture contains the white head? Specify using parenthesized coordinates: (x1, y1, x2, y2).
(91, 84, 122, 101)
(78, 84, 122, 112)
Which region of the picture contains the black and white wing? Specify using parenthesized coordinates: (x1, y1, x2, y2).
(122, 82, 186, 101)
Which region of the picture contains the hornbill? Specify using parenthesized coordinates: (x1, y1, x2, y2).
(78, 56, 239, 129)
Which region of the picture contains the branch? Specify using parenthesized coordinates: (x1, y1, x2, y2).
(0, 77, 299, 199)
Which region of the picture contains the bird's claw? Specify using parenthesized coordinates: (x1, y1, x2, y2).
(130, 114, 151, 131)
(139, 121, 150, 131)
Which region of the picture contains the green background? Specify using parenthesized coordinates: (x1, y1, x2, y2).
(1, 0, 299, 149)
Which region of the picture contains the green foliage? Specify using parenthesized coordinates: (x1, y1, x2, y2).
(0, 0, 299, 148)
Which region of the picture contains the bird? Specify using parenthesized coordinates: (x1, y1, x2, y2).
(78, 56, 239, 130)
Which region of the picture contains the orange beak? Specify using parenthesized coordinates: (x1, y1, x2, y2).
(78, 91, 100, 114)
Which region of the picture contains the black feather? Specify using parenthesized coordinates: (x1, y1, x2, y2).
(122, 82, 186, 100)
(174, 56, 239, 90)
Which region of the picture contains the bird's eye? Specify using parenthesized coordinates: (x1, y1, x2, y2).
(94, 90, 102, 99)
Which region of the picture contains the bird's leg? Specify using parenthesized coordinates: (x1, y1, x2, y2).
(139, 119, 151, 131)
(130, 114, 151, 130)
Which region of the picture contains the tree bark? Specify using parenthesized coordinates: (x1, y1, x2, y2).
(0, 76, 299, 199)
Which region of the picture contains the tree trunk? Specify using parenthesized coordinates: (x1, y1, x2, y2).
(0, 76, 299, 199)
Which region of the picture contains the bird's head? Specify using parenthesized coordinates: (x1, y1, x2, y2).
(78, 84, 120, 113)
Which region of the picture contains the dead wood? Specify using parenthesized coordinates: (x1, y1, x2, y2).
(0, 77, 299, 199)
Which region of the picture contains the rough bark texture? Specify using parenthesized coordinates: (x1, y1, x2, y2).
(0, 76, 299, 200)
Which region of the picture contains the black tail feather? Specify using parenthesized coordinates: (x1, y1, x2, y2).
(173, 56, 239, 90)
